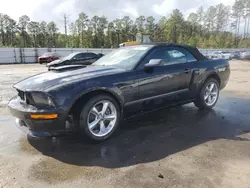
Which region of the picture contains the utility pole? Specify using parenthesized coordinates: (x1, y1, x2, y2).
(62, 13, 69, 47)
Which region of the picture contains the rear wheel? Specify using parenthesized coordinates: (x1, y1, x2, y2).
(79, 95, 120, 141)
(194, 78, 220, 110)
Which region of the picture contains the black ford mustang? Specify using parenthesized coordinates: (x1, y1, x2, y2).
(8, 43, 230, 141)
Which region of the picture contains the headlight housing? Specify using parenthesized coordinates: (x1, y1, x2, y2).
(30, 92, 55, 107)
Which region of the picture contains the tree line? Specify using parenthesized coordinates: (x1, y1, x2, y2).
(1, 0, 250, 49)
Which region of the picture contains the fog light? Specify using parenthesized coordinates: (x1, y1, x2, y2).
(30, 114, 58, 119)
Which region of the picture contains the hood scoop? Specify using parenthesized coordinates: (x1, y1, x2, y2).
(48, 65, 86, 72)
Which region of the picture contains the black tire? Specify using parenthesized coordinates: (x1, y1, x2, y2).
(79, 95, 121, 141)
(194, 78, 220, 110)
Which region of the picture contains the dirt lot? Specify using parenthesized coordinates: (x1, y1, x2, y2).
(0, 61, 250, 188)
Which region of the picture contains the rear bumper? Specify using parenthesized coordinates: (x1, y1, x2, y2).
(8, 96, 75, 137)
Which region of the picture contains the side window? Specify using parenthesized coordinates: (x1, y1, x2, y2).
(164, 48, 197, 65)
(139, 47, 197, 68)
(139, 47, 169, 68)
(85, 53, 98, 58)
(166, 50, 186, 65)
(74, 53, 86, 60)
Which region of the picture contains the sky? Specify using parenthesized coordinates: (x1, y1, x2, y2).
(0, 0, 235, 30)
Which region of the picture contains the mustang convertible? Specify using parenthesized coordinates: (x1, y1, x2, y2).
(8, 43, 230, 141)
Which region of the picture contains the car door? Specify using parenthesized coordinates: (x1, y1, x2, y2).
(136, 46, 197, 110)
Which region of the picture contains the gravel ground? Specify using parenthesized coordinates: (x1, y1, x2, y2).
(0, 61, 250, 188)
(0, 64, 47, 115)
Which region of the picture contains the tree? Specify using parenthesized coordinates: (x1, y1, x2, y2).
(197, 6, 204, 25)
(47, 21, 58, 47)
(27, 21, 40, 47)
(69, 22, 78, 47)
(164, 9, 184, 43)
(97, 16, 108, 47)
(196, 6, 204, 36)
(245, 0, 250, 37)
(39, 21, 48, 47)
(121, 16, 133, 41)
(145, 16, 155, 34)
(18, 15, 30, 47)
(187, 13, 198, 24)
(232, 0, 245, 38)
(62, 13, 69, 47)
(204, 6, 217, 32)
(135, 16, 146, 33)
(215, 4, 230, 32)
(2, 15, 17, 46)
(76, 12, 88, 47)
(91, 16, 99, 47)
(1, 2, 250, 49)
(187, 13, 199, 37)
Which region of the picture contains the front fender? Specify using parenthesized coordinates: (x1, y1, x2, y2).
(76, 86, 124, 104)
(67, 85, 125, 113)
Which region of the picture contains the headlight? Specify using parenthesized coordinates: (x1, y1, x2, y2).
(31, 92, 55, 107)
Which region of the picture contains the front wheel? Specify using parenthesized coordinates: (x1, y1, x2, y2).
(194, 78, 220, 110)
(79, 95, 120, 141)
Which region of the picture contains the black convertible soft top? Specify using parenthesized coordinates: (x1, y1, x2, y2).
(168, 43, 208, 61)
(139, 43, 208, 61)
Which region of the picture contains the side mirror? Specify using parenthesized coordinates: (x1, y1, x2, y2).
(144, 59, 163, 68)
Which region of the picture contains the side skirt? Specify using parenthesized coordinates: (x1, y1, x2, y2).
(123, 99, 196, 120)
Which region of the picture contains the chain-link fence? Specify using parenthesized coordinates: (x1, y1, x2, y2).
(0, 47, 248, 64)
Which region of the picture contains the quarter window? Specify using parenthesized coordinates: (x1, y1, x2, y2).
(74, 53, 86, 60)
(85, 53, 98, 58)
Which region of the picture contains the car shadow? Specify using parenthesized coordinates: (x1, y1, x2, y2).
(27, 95, 250, 168)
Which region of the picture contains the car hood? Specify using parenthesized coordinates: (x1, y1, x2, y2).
(47, 59, 63, 66)
(14, 65, 125, 92)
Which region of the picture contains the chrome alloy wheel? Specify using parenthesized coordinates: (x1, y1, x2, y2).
(204, 82, 219, 106)
(87, 100, 117, 137)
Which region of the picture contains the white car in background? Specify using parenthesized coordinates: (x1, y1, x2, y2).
(210, 51, 232, 60)
(240, 51, 250, 60)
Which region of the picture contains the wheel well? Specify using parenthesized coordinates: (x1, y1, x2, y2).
(68, 90, 122, 119)
(205, 73, 221, 86)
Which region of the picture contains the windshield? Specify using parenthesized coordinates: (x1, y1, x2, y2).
(92, 46, 151, 70)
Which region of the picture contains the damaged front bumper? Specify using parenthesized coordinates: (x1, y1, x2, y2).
(8, 96, 76, 137)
